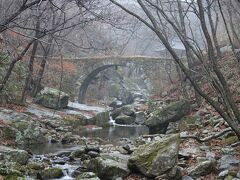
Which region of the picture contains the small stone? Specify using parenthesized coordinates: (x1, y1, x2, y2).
(76, 172, 100, 180)
(237, 171, 240, 178)
(219, 155, 240, 170)
(182, 176, 194, 180)
(196, 157, 208, 163)
(85, 145, 100, 153)
(219, 170, 229, 178)
(122, 144, 134, 154)
(87, 151, 99, 158)
(178, 151, 191, 160)
(180, 131, 188, 137)
(189, 160, 217, 178)
(202, 129, 209, 134)
(52, 158, 66, 165)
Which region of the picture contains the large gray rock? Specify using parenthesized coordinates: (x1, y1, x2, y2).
(87, 157, 130, 180)
(34, 87, 69, 109)
(0, 146, 30, 165)
(13, 121, 48, 145)
(145, 99, 190, 134)
(128, 134, 180, 178)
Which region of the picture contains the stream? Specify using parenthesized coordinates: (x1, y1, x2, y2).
(27, 124, 149, 179)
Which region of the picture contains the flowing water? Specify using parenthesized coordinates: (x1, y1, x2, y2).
(27, 124, 148, 179)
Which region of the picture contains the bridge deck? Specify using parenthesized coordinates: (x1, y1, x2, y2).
(35, 55, 172, 62)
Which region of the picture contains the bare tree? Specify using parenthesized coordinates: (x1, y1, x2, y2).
(110, 0, 240, 138)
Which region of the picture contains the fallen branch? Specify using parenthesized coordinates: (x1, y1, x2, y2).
(181, 127, 233, 143)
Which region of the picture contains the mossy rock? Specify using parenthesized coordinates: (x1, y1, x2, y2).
(145, 99, 190, 134)
(87, 157, 130, 180)
(89, 112, 110, 127)
(40, 168, 63, 179)
(128, 134, 180, 178)
(27, 161, 45, 171)
(34, 87, 69, 109)
(0, 146, 30, 165)
(115, 115, 135, 125)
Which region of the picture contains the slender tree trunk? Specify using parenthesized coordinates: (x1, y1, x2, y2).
(206, 0, 221, 57)
(218, 0, 240, 62)
(110, 0, 240, 138)
(32, 37, 53, 97)
(21, 19, 41, 103)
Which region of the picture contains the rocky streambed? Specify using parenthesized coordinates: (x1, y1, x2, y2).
(0, 99, 239, 180)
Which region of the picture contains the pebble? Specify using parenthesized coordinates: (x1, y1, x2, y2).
(219, 170, 229, 178)
(182, 176, 194, 180)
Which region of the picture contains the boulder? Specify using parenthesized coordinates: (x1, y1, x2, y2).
(145, 99, 190, 134)
(110, 108, 122, 119)
(135, 111, 146, 125)
(88, 112, 110, 127)
(0, 165, 23, 180)
(128, 134, 180, 178)
(115, 115, 135, 125)
(188, 160, 217, 178)
(14, 121, 48, 145)
(120, 106, 136, 117)
(39, 168, 64, 179)
(87, 157, 130, 180)
(0, 146, 30, 165)
(111, 105, 135, 119)
(34, 87, 69, 109)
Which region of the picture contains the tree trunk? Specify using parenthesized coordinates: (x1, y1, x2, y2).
(32, 37, 53, 97)
(21, 19, 40, 103)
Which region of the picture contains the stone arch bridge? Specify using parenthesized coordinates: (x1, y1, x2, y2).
(41, 56, 175, 104)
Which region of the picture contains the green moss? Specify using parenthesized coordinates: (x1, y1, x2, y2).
(128, 134, 180, 176)
(222, 136, 238, 145)
(40, 168, 63, 179)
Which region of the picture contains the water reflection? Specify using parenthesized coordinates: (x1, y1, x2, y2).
(25, 125, 149, 154)
(79, 125, 149, 144)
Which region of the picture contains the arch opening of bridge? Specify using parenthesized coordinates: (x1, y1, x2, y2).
(78, 64, 125, 104)
(74, 56, 166, 104)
